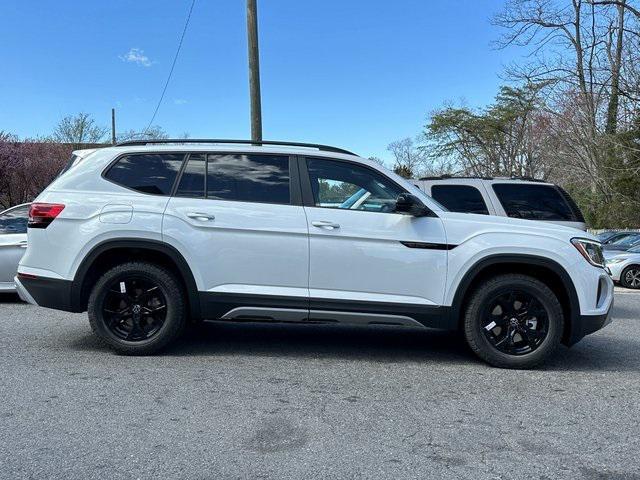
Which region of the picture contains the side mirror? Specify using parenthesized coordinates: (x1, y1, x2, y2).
(394, 193, 434, 217)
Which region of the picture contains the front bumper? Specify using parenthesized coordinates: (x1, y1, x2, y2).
(565, 296, 614, 346)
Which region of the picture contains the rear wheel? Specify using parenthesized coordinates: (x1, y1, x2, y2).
(463, 274, 564, 369)
(620, 265, 640, 289)
(88, 262, 187, 355)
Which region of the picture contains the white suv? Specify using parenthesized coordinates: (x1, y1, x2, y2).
(15, 140, 613, 368)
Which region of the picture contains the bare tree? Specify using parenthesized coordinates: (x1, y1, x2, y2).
(116, 125, 169, 142)
(53, 113, 108, 148)
(387, 138, 428, 178)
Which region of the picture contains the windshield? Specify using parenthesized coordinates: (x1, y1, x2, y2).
(610, 234, 640, 247)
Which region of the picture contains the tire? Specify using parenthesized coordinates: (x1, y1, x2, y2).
(463, 274, 564, 369)
(620, 265, 640, 289)
(88, 261, 187, 355)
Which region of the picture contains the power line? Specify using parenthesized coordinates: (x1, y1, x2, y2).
(144, 0, 197, 134)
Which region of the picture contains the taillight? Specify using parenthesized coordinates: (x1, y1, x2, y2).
(28, 203, 65, 229)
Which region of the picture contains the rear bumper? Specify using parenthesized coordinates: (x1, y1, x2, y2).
(15, 274, 77, 312)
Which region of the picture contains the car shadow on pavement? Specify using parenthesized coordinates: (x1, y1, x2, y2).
(66, 321, 478, 366)
(64, 317, 640, 371)
(168, 322, 476, 365)
(0, 293, 22, 303)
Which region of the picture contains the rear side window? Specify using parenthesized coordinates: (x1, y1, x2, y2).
(492, 184, 577, 221)
(176, 154, 206, 198)
(431, 185, 489, 215)
(105, 153, 184, 195)
(206, 154, 290, 204)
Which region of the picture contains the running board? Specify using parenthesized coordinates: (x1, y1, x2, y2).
(219, 307, 425, 328)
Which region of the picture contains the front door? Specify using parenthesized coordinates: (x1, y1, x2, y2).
(300, 157, 448, 327)
(162, 152, 309, 320)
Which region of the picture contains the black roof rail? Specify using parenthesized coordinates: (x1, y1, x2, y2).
(418, 174, 494, 180)
(506, 175, 546, 183)
(417, 174, 547, 182)
(114, 138, 357, 156)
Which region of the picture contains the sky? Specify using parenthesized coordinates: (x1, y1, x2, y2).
(0, 0, 527, 162)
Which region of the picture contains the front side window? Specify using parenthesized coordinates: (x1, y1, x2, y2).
(207, 154, 290, 204)
(105, 153, 184, 195)
(492, 184, 576, 221)
(306, 158, 403, 213)
(431, 185, 489, 215)
(0, 205, 29, 234)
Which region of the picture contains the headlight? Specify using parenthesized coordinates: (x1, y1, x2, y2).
(571, 238, 605, 268)
(606, 257, 625, 265)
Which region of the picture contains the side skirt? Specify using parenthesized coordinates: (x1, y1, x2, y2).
(199, 292, 455, 330)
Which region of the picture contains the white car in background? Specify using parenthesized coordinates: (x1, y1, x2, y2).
(605, 245, 640, 289)
(0, 203, 30, 291)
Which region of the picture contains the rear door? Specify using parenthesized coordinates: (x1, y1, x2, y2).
(162, 152, 309, 320)
(300, 157, 448, 325)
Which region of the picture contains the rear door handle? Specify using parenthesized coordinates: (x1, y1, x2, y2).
(18, 240, 28, 248)
(186, 212, 215, 221)
(312, 221, 340, 229)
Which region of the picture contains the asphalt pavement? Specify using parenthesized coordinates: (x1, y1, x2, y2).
(0, 291, 639, 480)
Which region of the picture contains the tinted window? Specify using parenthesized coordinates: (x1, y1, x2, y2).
(431, 185, 489, 215)
(0, 205, 29, 234)
(207, 154, 290, 204)
(306, 159, 403, 213)
(105, 154, 184, 195)
(492, 184, 576, 221)
(176, 154, 206, 198)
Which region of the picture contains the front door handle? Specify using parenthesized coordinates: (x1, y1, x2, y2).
(186, 212, 215, 221)
(312, 221, 340, 229)
(18, 240, 28, 248)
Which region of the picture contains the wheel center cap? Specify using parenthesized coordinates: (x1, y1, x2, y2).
(132, 304, 142, 314)
(510, 317, 519, 326)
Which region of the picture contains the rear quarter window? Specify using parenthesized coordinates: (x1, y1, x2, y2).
(492, 183, 578, 221)
(104, 153, 185, 195)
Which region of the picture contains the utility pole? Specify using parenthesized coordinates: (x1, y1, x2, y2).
(111, 108, 116, 145)
(246, 0, 263, 142)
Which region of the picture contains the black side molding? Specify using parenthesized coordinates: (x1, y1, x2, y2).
(400, 241, 457, 250)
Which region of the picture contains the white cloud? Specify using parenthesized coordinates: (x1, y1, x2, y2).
(119, 48, 154, 67)
(174, 98, 188, 105)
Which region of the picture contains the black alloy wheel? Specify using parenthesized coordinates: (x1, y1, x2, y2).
(88, 262, 187, 355)
(481, 290, 549, 356)
(463, 274, 564, 369)
(102, 276, 167, 341)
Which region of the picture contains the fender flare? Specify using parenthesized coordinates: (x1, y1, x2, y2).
(71, 238, 201, 319)
(450, 254, 580, 343)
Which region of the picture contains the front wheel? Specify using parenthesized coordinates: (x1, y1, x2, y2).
(620, 265, 640, 289)
(463, 274, 564, 369)
(88, 262, 187, 355)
